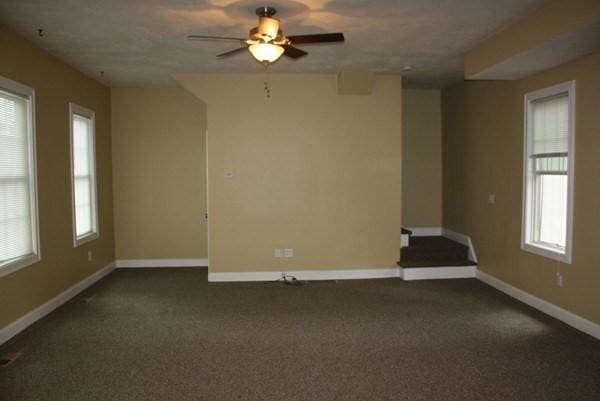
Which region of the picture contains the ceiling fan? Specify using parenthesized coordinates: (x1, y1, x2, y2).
(186, 6, 345, 64)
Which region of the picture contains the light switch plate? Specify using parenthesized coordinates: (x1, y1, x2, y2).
(283, 248, 294, 258)
(273, 248, 283, 258)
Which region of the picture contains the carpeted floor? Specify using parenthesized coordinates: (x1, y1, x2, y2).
(1, 268, 599, 401)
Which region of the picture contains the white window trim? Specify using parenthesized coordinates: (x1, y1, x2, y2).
(521, 81, 575, 264)
(0, 76, 41, 279)
(69, 102, 99, 247)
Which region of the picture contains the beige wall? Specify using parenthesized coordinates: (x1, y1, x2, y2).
(402, 89, 442, 227)
(465, 0, 600, 77)
(0, 26, 114, 328)
(111, 88, 207, 260)
(175, 74, 403, 273)
(442, 51, 600, 324)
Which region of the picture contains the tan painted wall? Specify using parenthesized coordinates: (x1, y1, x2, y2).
(175, 74, 403, 273)
(111, 88, 207, 260)
(402, 89, 442, 227)
(0, 26, 114, 328)
(465, 0, 600, 77)
(442, 51, 600, 324)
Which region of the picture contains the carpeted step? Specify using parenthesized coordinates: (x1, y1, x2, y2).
(398, 236, 475, 267)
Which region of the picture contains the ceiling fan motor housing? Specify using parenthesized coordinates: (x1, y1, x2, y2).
(250, 25, 284, 44)
(253, 16, 282, 43)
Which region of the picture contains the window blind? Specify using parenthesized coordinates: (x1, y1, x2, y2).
(0, 90, 33, 264)
(72, 114, 94, 237)
(532, 94, 569, 156)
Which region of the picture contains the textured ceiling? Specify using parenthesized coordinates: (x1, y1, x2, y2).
(0, 0, 546, 88)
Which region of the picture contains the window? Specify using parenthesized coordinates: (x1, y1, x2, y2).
(69, 103, 98, 246)
(0, 76, 40, 277)
(522, 81, 575, 263)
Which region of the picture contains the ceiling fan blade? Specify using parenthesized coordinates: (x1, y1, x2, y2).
(187, 35, 246, 43)
(216, 47, 248, 58)
(283, 45, 308, 59)
(286, 33, 344, 45)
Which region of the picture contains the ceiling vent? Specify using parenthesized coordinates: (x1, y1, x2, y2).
(337, 70, 373, 95)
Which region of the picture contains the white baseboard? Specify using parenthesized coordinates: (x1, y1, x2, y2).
(115, 258, 208, 268)
(477, 270, 600, 340)
(0, 261, 115, 345)
(402, 265, 477, 281)
(209, 268, 402, 282)
(406, 227, 443, 236)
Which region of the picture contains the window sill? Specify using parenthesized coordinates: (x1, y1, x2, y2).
(0, 253, 41, 279)
(522, 242, 571, 264)
(74, 232, 99, 247)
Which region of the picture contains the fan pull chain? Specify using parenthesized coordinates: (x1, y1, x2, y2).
(263, 63, 271, 99)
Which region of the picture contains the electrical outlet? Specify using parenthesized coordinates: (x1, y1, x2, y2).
(273, 248, 283, 258)
(87, 250, 92, 262)
(488, 194, 495, 204)
(283, 248, 294, 258)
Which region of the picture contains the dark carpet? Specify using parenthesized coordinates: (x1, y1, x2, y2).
(1, 268, 599, 401)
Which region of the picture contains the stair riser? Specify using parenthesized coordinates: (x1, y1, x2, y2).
(402, 248, 469, 263)
(402, 266, 477, 280)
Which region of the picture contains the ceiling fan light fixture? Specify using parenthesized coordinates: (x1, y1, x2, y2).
(248, 43, 284, 63)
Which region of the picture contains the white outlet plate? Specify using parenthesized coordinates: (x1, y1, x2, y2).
(273, 248, 283, 258)
(87, 251, 92, 262)
(283, 248, 294, 258)
(488, 194, 495, 204)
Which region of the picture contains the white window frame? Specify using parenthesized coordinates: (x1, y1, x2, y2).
(0, 76, 41, 279)
(521, 81, 575, 264)
(69, 103, 99, 247)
